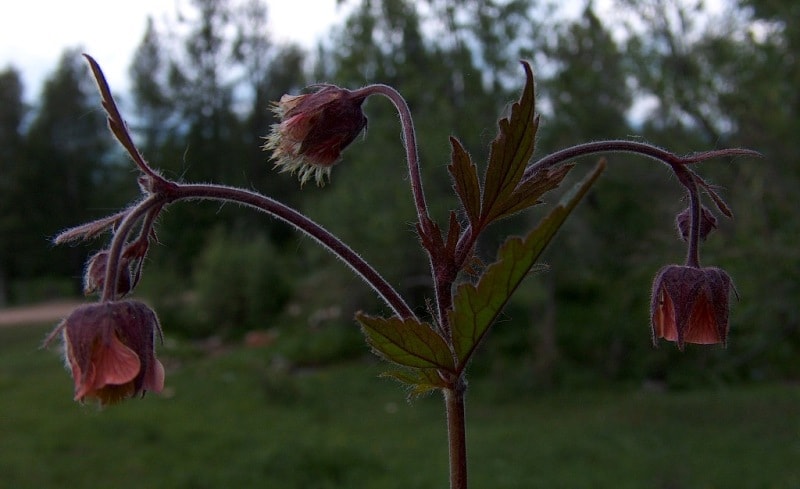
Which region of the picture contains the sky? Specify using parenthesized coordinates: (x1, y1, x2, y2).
(0, 0, 347, 103)
(1, 0, 731, 108)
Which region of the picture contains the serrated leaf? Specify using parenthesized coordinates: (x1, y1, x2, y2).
(481, 61, 539, 225)
(381, 369, 447, 399)
(448, 137, 482, 226)
(488, 163, 574, 221)
(449, 160, 606, 367)
(357, 313, 455, 371)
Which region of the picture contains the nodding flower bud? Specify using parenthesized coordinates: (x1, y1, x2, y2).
(675, 206, 717, 241)
(650, 265, 736, 350)
(48, 301, 165, 405)
(84, 250, 132, 296)
(262, 85, 368, 186)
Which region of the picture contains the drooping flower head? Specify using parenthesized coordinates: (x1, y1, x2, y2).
(48, 301, 165, 405)
(262, 85, 368, 186)
(650, 265, 736, 350)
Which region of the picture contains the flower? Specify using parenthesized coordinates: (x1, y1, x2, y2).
(262, 85, 368, 186)
(650, 265, 736, 350)
(48, 301, 165, 405)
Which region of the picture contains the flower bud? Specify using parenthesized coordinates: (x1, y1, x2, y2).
(650, 265, 735, 350)
(262, 85, 368, 186)
(675, 206, 717, 241)
(84, 250, 132, 296)
(51, 301, 165, 405)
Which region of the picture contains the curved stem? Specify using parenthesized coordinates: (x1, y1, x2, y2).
(526, 140, 760, 177)
(355, 85, 451, 328)
(167, 183, 415, 320)
(101, 195, 164, 302)
(355, 85, 431, 226)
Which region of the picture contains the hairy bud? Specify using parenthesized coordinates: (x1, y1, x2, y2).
(262, 86, 368, 186)
(84, 250, 132, 296)
(675, 206, 718, 241)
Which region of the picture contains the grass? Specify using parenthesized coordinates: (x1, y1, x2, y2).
(1, 322, 798, 488)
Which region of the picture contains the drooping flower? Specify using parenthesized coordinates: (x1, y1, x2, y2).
(48, 301, 165, 405)
(650, 265, 736, 350)
(262, 85, 368, 186)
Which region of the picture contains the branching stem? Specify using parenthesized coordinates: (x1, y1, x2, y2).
(101, 195, 164, 302)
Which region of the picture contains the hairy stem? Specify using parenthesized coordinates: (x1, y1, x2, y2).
(675, 169, 702, 268)
(356, 84, 431, 227)
(356, 85, 452, 330)
(526, 140, 760, 177)
(445, 382, 468, 489)
(166, 182, 415, 320)
(101, 196, 164, 302)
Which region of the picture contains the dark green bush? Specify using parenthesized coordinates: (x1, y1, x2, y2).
(188, 228, 293, 339)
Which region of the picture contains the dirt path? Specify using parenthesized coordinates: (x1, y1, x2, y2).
(0, 300, 86, 327)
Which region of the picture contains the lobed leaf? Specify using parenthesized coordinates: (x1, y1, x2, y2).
(487, 163, 574, 222)
(447, 137, 482, 226)
(449, 160, 606, 368)
(356, 313, 455, 371)
(481, 61, 539, 225)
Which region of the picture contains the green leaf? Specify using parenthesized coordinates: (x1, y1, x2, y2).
(381, 369, 448, 399)
(356, 313, 455, 371)
(481, 61, 539, 225)
(447, 137, 482, 226)
(449, 160, 606, 367)
(489, 163, 574, 221)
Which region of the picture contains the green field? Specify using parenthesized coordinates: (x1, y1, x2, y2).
(1, 322, 798, 488)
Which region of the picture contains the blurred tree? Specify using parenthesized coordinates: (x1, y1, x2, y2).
(128, 17, 173, 155)
(127, 0, 308, 274)
(125, 0, 312, 334)
(615, 0, 800, 382)
(18, 49, 117, 291)
(507, 3, 654, 386)
(306, 0, 440, 316)
(0, 66, 28, 304)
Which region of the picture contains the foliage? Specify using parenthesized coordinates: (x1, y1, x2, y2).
(2, 324, 799, 488)
(189, 228, 292, 338)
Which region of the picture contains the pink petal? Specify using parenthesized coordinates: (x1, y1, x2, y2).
(684, 296, 722, 344)
(143, 359, 165, 393)
(93, 334, 141, 387)
(655, 292, 679, 341)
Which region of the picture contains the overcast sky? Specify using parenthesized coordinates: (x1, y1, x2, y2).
(0, 0, 346, 103)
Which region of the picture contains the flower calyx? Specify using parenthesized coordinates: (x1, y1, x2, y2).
(48, 301, 165, 405)
(650, 264, 736, 350)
